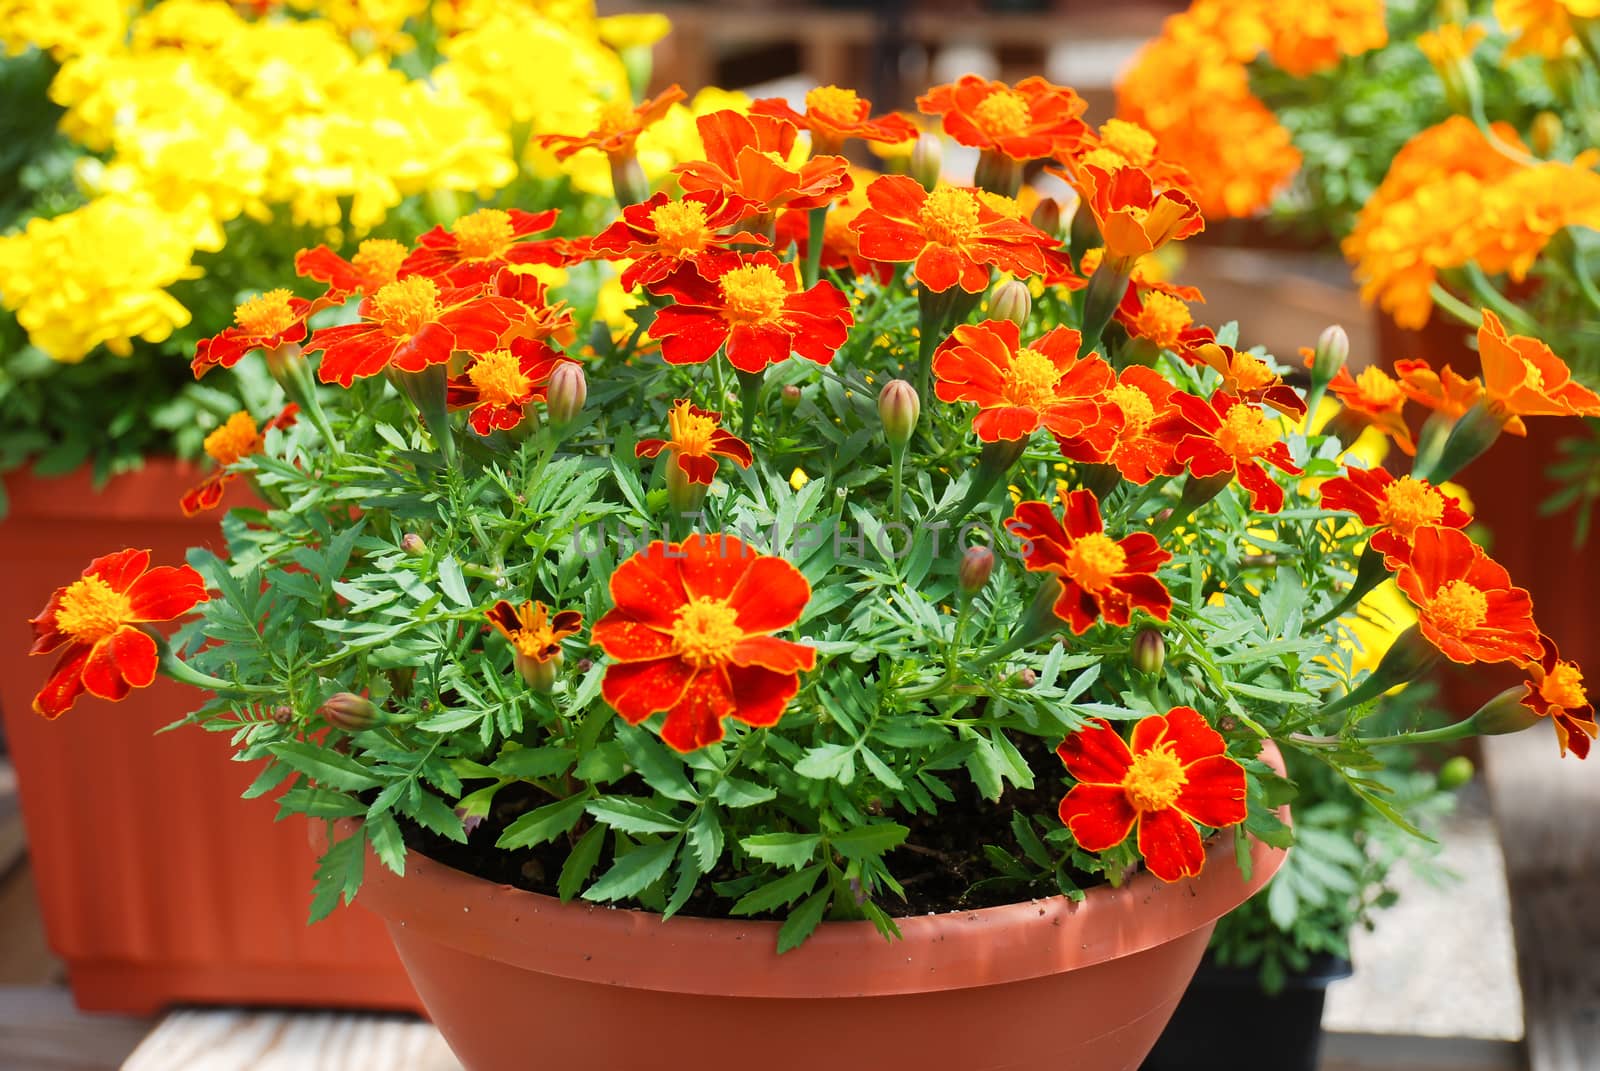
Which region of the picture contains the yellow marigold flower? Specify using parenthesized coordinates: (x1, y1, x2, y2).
(0, 194, 202, 362)
(789, 467, 810, 491)
(0, 0, 126, 59)
(1495, 0, 1600, 58)
(129, 0, 248, 54)
(285, 0, 429, 54)
(597, 12, 672, 50)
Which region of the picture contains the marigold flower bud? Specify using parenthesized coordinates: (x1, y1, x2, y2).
(1030, 198, 1063, 239)
(877, 379, 920, 450)
(1530, 111, 1563, 157)
(666, 457, 709, 515)
(546, 362, 587, 426)
(272, 705, 294, 725)
(781, 384, 802, 410)
(910, 134, 942, 192)
(989, 279, 1032, 328)
(515, 648, 563, 693)
(1131, 628, 1165, 675)
(958, 545, 994, 596)
(1310, 325, 1349, 387)
(319, 692, 380, 732)
(401, 533, 428, 557)
(1467, 686, 1544, 737)
(1012, 667, 1038, 689)
(610, 154, 649, 207)
(1436, 755, 1475, 790)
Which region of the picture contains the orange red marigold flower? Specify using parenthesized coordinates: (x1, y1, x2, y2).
(646, 251, 852, 373)
(400, 208, 566, 289)
(1319, 467, 1472, 568)
(1190, 342, 1306, 419)
(538, 85, 687, 162)
(1317, 362, 1415, 456)
(917, 75, 1090, 162)
(592, 534, 817, 753)
(446, 337, 574, 436)
(588, 190, 767, 292)
(850, 176, 1060, 293)
(1006, 488, 1173, 634)
(931, 319, 1118, 453)
(1479, 309, 1600, 435)
(295, 237, 409, 303)
(180, 404, 298, 516)
(636, 399, 753, 485)
(1519, 636, 1596, 759)
(487, 600, 583, 691)
(1057, 707, 1247, 882)
(1064, 164, 1204, 274)
(1393, 357, 1483, 421)
(752, 86, 918, 154)
(1395, 526, 1541, 666)
(306, 275, 516, 387)
(1114, 288, 1214, 362)
(1103, 365, 1189, 485)
(1166, 391, 1303, 513)
(192, 288, 314, 378)
(486, 268, 577, 348)
(674, 110, 851, 217)
(30, 548, 209, 719)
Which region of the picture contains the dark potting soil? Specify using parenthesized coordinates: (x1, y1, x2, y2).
(396, 733, 1095, 920)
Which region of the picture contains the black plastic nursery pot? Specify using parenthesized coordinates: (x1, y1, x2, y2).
(1139, 955, 1353, 1071)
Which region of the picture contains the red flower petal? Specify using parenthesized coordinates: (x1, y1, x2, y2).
(1059, 783, 1137, 852)
(591, 610, 678, 663)
(1173, 754, 1248, 829)
(608, 543, 689, 630)
(659, 668, 738, 751)
(1056, 717, 1133, 784)
(729, 635, 815, 673)
(600, 657, 697, 724)
(124, 564, 208, 622)
(678, 534, 759, 602)
(32, 644, 91, 719)
(723, 663, 801, 728)
(1136, 807, 1207, 882)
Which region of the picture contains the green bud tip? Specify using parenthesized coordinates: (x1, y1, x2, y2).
(877, 379, 920, 448)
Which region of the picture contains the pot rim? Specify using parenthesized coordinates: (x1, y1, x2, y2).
(340, 795, 1287, 1000)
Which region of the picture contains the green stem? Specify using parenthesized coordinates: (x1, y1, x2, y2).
(1427, 282, 1482, 328)
(1462, 262, 1537, 332)
(1292, 720, 1476, 750)
(158, 646, 268, 697)
(1077, 264, 1127, 359)
(802, 204, 829, 288)
(1308, 546, 1390, 631)
(737, 368, 763, 441)
(889, 444, 906, 524)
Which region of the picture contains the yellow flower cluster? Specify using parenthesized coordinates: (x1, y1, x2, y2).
(0, 0, 126, 60)
(1495, 0, 1600, 58)
(1344, 116, 1600, 329)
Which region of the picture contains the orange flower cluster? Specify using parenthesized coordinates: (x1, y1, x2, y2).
(1345, 117, 1600, 329)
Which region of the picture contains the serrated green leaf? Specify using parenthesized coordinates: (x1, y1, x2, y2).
(587, 798, 683, 836)
(777, 889, 830, 954)
(741, 832, 822, 870)
(710, 776, 776, 808)
(268, 740, 383, 792)
(397, 790, 466, 844)
(438, 555, 471, 608)
(731, 862, 824, 915)
(367, 809, 407, 876)
(830, 822, 908, 861)
(558, 824, 607, 902)
(583, 838, 678, 902)
(494, 746, 576, 779)
(687, 807, 724, 871)
(496, 793, 589, 850)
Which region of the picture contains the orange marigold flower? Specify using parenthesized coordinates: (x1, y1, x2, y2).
(752, 86, 918, 154)
(486, 268, 577, 348)
(588, 190, 767, 291)
(1479, 309, 1600, 435)
(29, 548, 209, 719)
(1496, 0, 1600, 59)
(538, 85, 687, 161)
(295, 237, 410, 302)
(1393, 357, 1484, 420)
(1395, 526, 1541, 665)
(1165, 391, 1304, 513)
(636, 399, 754, 485)
(192, 288, 314, 378)
(1319, 467, 1472, 567)
(1057, 708, 1247, 882)
(446, 337, 573, 436)
(849, 176, 1060, 293)
(1519, 635, 1596, 759)
(592, 534, 816, 753)
(486, 600, 583, 691)
(1064, 118, 1197, 197)
(674, 110, 851, 217)
(646, 251, 853, 373)
(400, 208, 566, 289)
(180, 404, 298, 516)
(1006, 488, 1173, 633)
(1256, 0, 1388, 76)
(1104, 366, 1190, 485)
(305, 275, 517, 388)
(1064, 164, 1204, 275)
(1190, 342, 1306, 419)
(916, 75, 1090, 162)
(1314, 361, 1415, 455)
(1113, 288, 1214, 361)
(931, 319, 1118, 455)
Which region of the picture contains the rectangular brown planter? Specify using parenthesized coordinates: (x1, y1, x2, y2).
(0, 462, 420, 1015)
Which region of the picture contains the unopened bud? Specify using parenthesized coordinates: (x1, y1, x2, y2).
(958, 545, 995, 596)
(1467, 686, 1544, 737)
(319, 692, 380, 732)
(665, 456, 708, 515)
(1131, 628, 1166, 675)
(609, 154, 649, 207)
(546, 361, 587, 426)
(781, 384, 802, 410)
(1368, 624, 1443, 694)
(1030, 198, 1062, 239)
(1530, 111, 1563, 157)
(1310, 325, 1349, 387)
(1437, 755, 1475, 790)
(990, 279, 1032, 328)
(877, 379, 920, 450)
(514, 649, 562, 693)
(272, 705, 294, 725)
(1012, 667, 1038, 689)
(401, 533, 427, 557)
(910, 134, 942, 192)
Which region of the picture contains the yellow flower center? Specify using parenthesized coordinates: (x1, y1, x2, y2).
(234, 289, 297, 337)
(371, 275, 442, 338)
(351, 238, 408, 288)
(918, 185, 982, 248)
(671, 596, 744, 668)
(1122, 743, 1187, 813)
(1064, 532, 1126, 593)
(805, 85, 861, 127)
(1079, 247, 1104, 275)
(1354, 366, 1403, 408)
(1214, 404, 1279, 461)
(1078, 148, 1129, 173)
(54, 574, 135, 646)
(1377, 477, 1445, 534)
(668, 401, 718, 456)
(1541, 662, 1588, 711)
(1108, 383, 1156, 437)
(973, 88, 1031, 139)
(976, 190, 1022, 218)
(204, 410, 262, 466)
(1132, 292, 1192, 349)
(718, 264, 790, 325)
(452, 208, 515, 261)
(649, 200, 713, 257)
(466, 349, 532, 407)
(508, 604, 560, 661)
(1098, 119, 1157, 167)
(1429, 579, 1488, 637)
(1003, 347, 1063, 411)
(594, 99, 638, 139)
(1230, 354, 1277, 392)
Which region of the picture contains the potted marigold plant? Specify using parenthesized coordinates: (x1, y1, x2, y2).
(26, 67, 1597, 1070)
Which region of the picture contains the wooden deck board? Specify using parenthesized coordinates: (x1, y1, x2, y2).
(120, 1010, 460, 1071)
(0, 987, 150, 1071)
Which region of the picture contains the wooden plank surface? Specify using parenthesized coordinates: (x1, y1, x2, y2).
(1482, 730, 1600, 1071)
(0, 987, 150, 1071)
(120, 1011, 461, 1071)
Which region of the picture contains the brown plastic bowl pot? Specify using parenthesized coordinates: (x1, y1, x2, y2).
(340, 794, 1287, 1071)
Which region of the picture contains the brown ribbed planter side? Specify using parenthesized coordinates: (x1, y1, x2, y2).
(0, 462, 419, 1014)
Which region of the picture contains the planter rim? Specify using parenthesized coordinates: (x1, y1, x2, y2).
(2, 458, 251, 522)
(340, 805, 1287, 1000)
